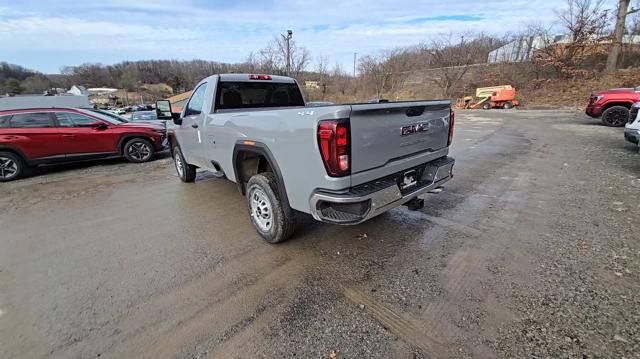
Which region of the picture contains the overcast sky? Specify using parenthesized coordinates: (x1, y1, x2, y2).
(0, 0, 618, 74)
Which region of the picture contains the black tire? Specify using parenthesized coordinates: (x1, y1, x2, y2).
(503, 101, 513, 109)
(482, 101, 491, 110)
(123, 138, 155, 163)
(601, 106, 629, 127)
(0, 151, 24, 182)
(246, 172, 296, 244)
(173, 144, 196, 182)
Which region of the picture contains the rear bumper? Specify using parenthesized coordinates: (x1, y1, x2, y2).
(585, 105, 603, 118)
(310, 156, 454, 224)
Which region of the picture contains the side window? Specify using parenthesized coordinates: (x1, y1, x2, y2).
(0, 115, 10, 128)
(55, 113, 99, 127)
(185, 83, 208, 116)
(9, 113, 53, 128)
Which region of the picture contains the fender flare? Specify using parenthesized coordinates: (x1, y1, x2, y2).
(232, 141, 290, 209)
(602, 101, 634, 111)
(0, 145, 32, 165)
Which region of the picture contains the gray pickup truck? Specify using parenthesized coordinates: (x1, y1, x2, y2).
(156, 74, 455, 243)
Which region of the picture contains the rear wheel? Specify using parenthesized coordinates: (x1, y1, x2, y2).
(246, 172, 296, 244)
(0, 151, 24, 182)
(173, 144, 196, 182)
(503, 101, 513, 109)
(601, 106, 629, 127)
(123, 138, 155, 163)
(482, 101, 491, 110)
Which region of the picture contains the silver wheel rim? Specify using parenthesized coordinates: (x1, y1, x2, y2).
(250, 188, 273, 232)
(175, 152, 184, 177)
(128, 142, 151, 161)
(0, 156, 18, 179)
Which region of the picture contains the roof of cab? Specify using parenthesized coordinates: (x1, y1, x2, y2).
(218, 73, 296, 83)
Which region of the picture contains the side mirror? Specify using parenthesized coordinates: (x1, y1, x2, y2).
(156, 99, 182, 125)
(155, 100, 173, 120)
(91, 121, 109, 130)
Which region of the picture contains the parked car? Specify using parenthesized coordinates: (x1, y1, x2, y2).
(624, 102, 640, 145)
(585, 87, 640, 126)
(130, 110, 175, 133)
(131, 110, 158, 122)
(0, 107, 167, 181)
(156, 73, 455, 243)
(113, 108, 127, 115)
(87, 108, 128, 123)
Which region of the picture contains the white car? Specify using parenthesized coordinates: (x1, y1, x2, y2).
(624, 102, 640, 147)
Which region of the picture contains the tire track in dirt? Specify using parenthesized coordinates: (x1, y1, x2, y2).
(49, 243, 312, 358)
(343, 286, 449, 357)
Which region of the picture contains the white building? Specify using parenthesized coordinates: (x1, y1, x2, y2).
(488, 35, 563, 63)
(67, 85, 90, 96)
(88, 87, 118, 95)
(488, 34, 640, 64)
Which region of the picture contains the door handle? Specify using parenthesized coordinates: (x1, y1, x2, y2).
(62, 134, 75, 138)
(192, 123, 199, 128)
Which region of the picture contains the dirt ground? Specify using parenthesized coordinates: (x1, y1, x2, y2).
(1, 110, 639, 359)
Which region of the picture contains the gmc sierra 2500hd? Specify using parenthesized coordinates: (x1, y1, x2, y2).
(156, 74, 455, 243)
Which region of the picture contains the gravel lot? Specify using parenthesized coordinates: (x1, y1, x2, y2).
(0, 110, 639, 358)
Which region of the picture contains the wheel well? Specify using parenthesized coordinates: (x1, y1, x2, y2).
(119, 136, 152, 155)
(0, 147, 27, 163)
(602, 102, 632, 112)
(235, 150, 274, 195)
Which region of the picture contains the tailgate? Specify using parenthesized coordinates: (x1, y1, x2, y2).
(349, 101, 451, 173)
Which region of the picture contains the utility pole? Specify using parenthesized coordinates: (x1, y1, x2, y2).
(353, 52, 357, 77)
(281, 30, 293, 75)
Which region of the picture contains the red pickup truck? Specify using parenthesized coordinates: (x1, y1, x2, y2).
(585, 87, 640, 126)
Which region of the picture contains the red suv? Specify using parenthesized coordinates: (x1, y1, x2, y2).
(585, 87, 640, 126)
(0, 107, 167, 181)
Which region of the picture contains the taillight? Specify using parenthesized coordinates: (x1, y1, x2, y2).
(318, 119, 350, 177)
(249, 74, 272, 80)
(448, 110, 455, 146)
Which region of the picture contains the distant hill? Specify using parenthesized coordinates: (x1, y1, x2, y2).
(0, 62, 73, 95)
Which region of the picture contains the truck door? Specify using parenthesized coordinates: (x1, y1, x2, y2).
(175, 82, 208, 167)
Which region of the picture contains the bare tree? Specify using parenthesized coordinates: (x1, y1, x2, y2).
(557, 0, 609, 42)
(381, 48, 413, 97)
(425, 34, 488, 98)
(316, 56, 330, 100)
(534, 0, 610, 78)
(332, 63, 351, 97)
(21, 75, 51, 94)
(358, 55, 387, 99)
(257, 36, 311, 78)
(606, 0, 640, 72)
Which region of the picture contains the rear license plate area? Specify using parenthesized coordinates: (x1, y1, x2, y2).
(400, 170, 417, 190)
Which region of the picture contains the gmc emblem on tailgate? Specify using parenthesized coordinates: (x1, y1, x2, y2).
(401, 122, 429, 136)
